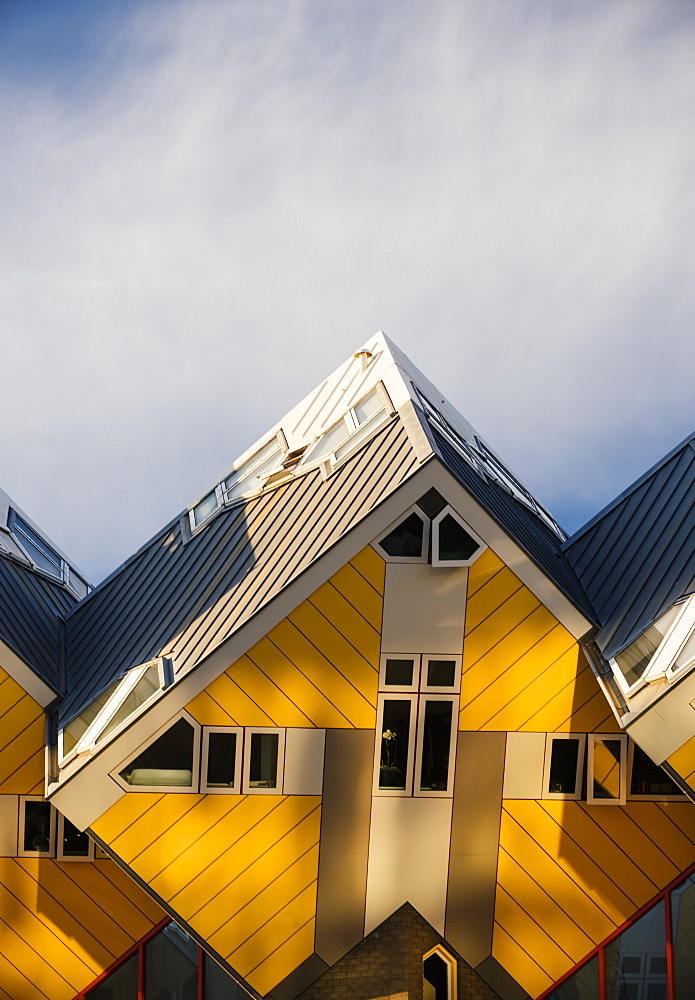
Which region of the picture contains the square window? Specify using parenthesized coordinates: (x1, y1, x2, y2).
(422, 655, 461, 693)
(379, 654, 421, 691)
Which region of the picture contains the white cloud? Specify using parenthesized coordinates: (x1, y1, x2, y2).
(1, 0, 694, 579)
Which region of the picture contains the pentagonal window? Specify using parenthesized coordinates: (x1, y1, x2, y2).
(375, 508, 428, 562)
(432, 507, 484, 566)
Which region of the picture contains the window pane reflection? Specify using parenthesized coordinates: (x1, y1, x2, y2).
(145, 923, 198, 1000)
(379, 700, 411, 790)
(546, 954, 599, 999)
(87, 953, 138, 999)
(605, 901, 667, 1000)
(672, 873, 695, 998)
(204, 955, 252, 999)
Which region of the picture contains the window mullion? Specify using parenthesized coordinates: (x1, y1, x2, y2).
(77, 666, 146, 752)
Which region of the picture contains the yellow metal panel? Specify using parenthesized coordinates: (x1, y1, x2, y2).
(134, 795, 243, 885)
(269, 617, 376, 725)
(113, 794, 203, 867)
(0, 717, 45, 789)
(494, 885, 574, 982)
(199, 669, 275, 727)
(573, 802, 679, 888)
(647, 803, 695, 867)
(229, 881, 318, 978)
(228, 656, 315, 728)
(329, 562, 384, 631)
(91, 792, 162, 846)
(245, 638, 354, 729)
(467, 549, 506, 598)
(245, 917, 316, 997)
(0, 677, 28, 723)
(559, 686, 615, 734)
(492, 922, 553, 998)
(96, 858, 166, 924)
(514, 651, 592, 733)
(463, 594, 549, 681)
(668, 735, 695, 785)
(499, 805, 618, 939)
(350, 546, 385, 594)
(496, 847, 595, 963)
(0, 910, 84, 999)
(194, 808, 321, 939)
(185, 689, 238, 726)
(0, 745, 45, 795)
(208, 845, 320, 958)
(308, 581, 381, 663)
(59, 861, 161, 944)
(0, 949, 51, 1000)
(465, 568, 523, 635)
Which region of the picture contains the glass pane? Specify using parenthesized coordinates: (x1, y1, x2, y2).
(87, 952, 138, 999)
(62, 678, 121, 756)
(384, 659, 415, 687)
(205, 954, 253, 999)
(120, 718, 194, 787)
(615, 605, 681, 687)
(546, 954, 600, 999)
(13, 515, 62, 576)
(423, 953, 448, 1000)
(207, 732, 237, 788)
(145, 922, 197, 1000)
(548, 739, 580, 795)
(379, 700, 411, 790)
(68, 568, 89, 599)
(301, 420, 350, 466)
(23, 800, 52, 853)
(333, 409, 389, 462)
(378, 513, 424, 558)
(249, 733, 278, 788)
(630, 744, 683, 797)
(437, 514, 479, 562)
(426, 660, 456, 688)
(673, 629, 695, 673)
(225, 443, 282, 501)
(60, 817, 90, 857)
(605, 901, 666, 1000)
(419, 700, 453, 792)
(672, 873, 695, 998)
(192, 492, 219, 527)
(592, 738, 623, 800)
(353, 389, 382, 425)
(97, 665, 161, 745)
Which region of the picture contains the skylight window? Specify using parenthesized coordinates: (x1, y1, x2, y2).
(7, 510, 90, 597)
(297, 386, 392, 470)
(611, 595, 695, 694)
(189, 437, 285, 531)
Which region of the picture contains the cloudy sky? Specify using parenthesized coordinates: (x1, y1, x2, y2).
(1, 0, 693, 583)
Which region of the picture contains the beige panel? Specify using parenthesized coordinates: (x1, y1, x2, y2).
(0, 795, 18, 856)
(502, 733, 546, 799)
(446, 732, 505, 967)
(284, 729, 326, 795)
(0, 638, 55, 707)
(627, 671, 695, 764)
(382, 564, 467, 654)
(365, 796, 452, 936)
(49, 773, 125, 832)
(315, 730, 373, 966)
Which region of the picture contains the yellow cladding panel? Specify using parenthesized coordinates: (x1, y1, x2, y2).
(96, 792, 321, 995)
(186, 549, 381, 728)
(496, 798, 695, 995)
(668, 734, 695, 786)
(0, 672, 45, 793)
(0, 858, 164, 1000)
(461, 560, 608, 732)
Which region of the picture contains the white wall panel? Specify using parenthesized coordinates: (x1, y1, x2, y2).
(502, 732, 546, 799)
(382, 564, 467, 654)
(283, 729, 326, 795)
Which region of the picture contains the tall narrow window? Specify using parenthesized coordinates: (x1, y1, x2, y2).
(57, 813, 92, 860)
(543, 734, 585, 799)
(242, 729, 284, 793)
(416, 698, 456, 795)
(377, 696, 416, 793)
(19, 798, 55, 857)
(587, 734, 627, 805)
(423, 947, 456, 1000)
(202, 728, 242, 793)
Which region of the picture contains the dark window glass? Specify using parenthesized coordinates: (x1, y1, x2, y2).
(437, 514, 479, 562)
(120, 718, 194, 787)
(630, 744, 684, 797)
(384, 659, 415, 687)
(419, 700, 453, 792)
(605, 901, 666, 1000)
(548, 739, 580, 794)
(87, 952, 138, 999)
(426, 660, 456, 688)
(546, 954, 600, 999)
(249, 733, 278, 788)
(379, 700, 411, 790)
(23, 800, 52, 853)
(61, 817, 90, 857)
(378, 513, 424, 558)
(423, 952, 449, 1000)
(205, 954, 253, 999)
(145, 923, 197, 1000)
(207, 732, 237, 788)
(12, 513, 63, 577)
(592, 738, 623, 800)
(672, 874, 695, 998)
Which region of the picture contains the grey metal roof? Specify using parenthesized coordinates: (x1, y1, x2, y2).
(427, 427, 596, 622)
(61, 418, 420, 725)
(563, 432, 695, 660)
(0, 552, 75, 690)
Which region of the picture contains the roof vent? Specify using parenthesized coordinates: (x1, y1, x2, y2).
(354, 350, 373, 372)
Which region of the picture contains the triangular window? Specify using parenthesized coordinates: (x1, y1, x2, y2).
(118, 716, 197, 789)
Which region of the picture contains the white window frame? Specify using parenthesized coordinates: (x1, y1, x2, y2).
(587, 733, 628, 805)
(431, 506, 486, 568)
(297, 383, 394, 475)
(413, 695, 459, 798)
(60, 658, 166, 765)
(373, 693, 418, 796)
(112, 710, 201, 793)
(201, 726, 243, 794)
(542, 733, 586, 800)
(610, 597, 695, 696)
(242, 728, 285, 794)
(56, 812, 95, 862)
(421, 654, 462, 694)
(626, 740, 686, 801)
(423, 945, 457, 1000)
(378, 653, 422, 692)
(18, 796, 56, 858)
(8, 510, 90, 598)
(373, 506, 430, 564)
